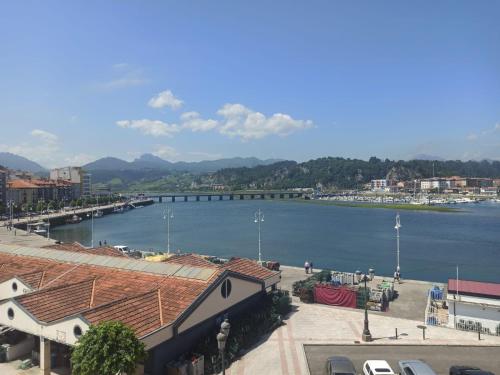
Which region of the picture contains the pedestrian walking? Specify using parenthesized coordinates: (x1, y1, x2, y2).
(99, 240, 102, 247)
(304, 261, 310, 274)
(310, 262, 314, 274)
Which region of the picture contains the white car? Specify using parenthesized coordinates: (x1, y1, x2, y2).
(363, 360, 396, 375)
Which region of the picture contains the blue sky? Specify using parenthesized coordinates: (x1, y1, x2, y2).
(0, 1, 499, 167)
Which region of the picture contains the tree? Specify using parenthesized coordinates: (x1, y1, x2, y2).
(71, 321, 146, 375)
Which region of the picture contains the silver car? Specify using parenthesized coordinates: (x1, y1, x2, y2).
(399, 360, 437, 375)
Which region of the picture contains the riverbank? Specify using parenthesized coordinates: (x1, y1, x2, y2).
(293, 198, 460, 212)
(1, 198, 155, 230)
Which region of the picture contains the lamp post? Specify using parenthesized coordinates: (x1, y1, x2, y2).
(394, 213, 401, 276)
(217, 319, 231, 375)
(254, 209, 264, 263)
(163, 206, 174, 254)
(361, 273, 372, 342)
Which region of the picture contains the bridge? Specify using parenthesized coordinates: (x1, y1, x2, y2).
(130, 191, 304, 203)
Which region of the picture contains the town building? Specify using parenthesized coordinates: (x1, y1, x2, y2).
(447, 279, 500, 336)
(0, 243, 281, 375)
(50, 166, 91, 198)
(0, 166, 7, 210)
(420, 178, 447, 192)
(370, 179, 388, 192)
(6, 180, 39, 206)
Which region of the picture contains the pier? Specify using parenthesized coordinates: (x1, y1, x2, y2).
(131, 191, 304, 203)
(1, 199, 154, 230)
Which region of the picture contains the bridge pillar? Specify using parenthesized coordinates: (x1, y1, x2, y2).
(230, 195, 234, 200)
(219, 195, 223, 201)
(159, 196, 163, 203)
(298, 193, 303, 198)
(184, 196, 188, 202)
(172, 196, 176, 202)
(260, 194, 265, 199)
(196, 196, 200, 201)
(240, 194, 244, 200)
(270, 193, 275, 199)
(280, 194, 284, 199)
(208, 196, 212, 201)
(289, 193, 293, 198)
(251, 194, 255, 199)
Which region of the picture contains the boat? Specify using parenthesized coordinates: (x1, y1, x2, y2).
(94, 210, 104, 218)
(30, 222, 48, 234)
(113, 206, 124, 213)
(65, 215, 82, 224)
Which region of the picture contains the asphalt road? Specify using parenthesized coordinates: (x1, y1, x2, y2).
(304, 345, 500, 375)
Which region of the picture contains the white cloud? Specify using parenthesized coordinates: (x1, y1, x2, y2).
(116, 119, 180, 137)
(63, 153, 96, 166)
(466, 133, 478, 141)
(30, 129, 58, 143)
(148, 90, 183, 110)
(216, 103, 313, 140)
(93, 64, 148, 90)
(153, 145, 179, 160)
(181, 111, 218, 132)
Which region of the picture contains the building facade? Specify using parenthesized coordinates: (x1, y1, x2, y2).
(447, 279, 500, 335)
(370, 179, 388, 192)
(0, 167, 6, 211)
(0, 244, 281, 375)
(50, 166, 90, 199)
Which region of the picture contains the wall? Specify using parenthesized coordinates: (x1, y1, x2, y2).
(0, 300, 89, 345)
(0, 278, 33, 299)
(146, 292, 264, 375)
(448, 300, 500, 332)
(178, 276, 261, 333)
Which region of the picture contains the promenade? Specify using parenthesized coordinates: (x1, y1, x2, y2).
(226, 267, 500, 375)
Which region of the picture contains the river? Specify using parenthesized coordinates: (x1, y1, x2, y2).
(50, 200, 500, 283)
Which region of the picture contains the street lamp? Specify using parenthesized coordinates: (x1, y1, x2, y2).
(217, 319, 230, 375)
(163, 206, 174, 254)
(361, 272, 372, 342)
(254, 209, 264, 263)
(394, 213, 401, 277)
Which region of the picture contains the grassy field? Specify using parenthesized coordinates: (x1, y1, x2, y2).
(293, 199, 460, 212)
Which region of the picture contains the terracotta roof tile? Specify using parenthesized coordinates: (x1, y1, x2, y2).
(223, 258, 278, 280)
(166, 254, 218, 268)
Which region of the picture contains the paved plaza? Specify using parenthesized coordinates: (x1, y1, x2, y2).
(226, 267, 499, 375)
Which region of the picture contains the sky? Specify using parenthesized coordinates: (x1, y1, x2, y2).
(0, 1, 499, 168)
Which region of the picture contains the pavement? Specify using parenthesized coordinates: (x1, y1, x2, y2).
(0, 226, 56, 247)
(304, 345, 500, 374)
(225, 267, 499, 375)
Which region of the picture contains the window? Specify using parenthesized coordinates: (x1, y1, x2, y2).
(73, 325, 82, 338)
(403, 368, 415, 375)
(7, 308, 14, 320)
(12, 282, 17, 292)
(221, 279, 232, 299)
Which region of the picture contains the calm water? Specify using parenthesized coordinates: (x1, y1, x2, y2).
(50, 200, 500, 283)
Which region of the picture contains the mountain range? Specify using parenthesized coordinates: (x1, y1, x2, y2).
(0, 152, 47, 173)
(83, 154, 283, 173)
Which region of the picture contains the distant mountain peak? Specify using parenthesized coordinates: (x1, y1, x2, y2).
(0, 152, 47, 172)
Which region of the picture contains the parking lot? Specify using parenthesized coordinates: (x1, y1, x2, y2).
(304, 345, 500, 374)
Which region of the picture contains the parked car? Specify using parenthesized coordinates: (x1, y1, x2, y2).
(363, 360, 396, 375)
(450, 366, 495, 375)
(326, 356, 356, 375)
(399, 360, 437, 375)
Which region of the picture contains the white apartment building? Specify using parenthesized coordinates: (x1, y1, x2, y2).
(371, 179, 388, 192)
(420, 178, 447, 191)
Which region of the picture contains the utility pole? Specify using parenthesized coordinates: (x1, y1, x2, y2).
(164, 206, 174, 254)
(254, 209, 264, 263)
(395, 213, 401, 274)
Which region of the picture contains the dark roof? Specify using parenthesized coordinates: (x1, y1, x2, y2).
(448, 279, 500, 299)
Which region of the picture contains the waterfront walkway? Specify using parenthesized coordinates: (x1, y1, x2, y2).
(226, 267, 499, 375)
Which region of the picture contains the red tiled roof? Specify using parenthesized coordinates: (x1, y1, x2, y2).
(448, 279, 500, 299)
(0, 247, 279, 338)
(223, 258, 277, 280)
(7, 180, 38, 189)
(43, 243, 127, 258)
(166, 254, 218, 268)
